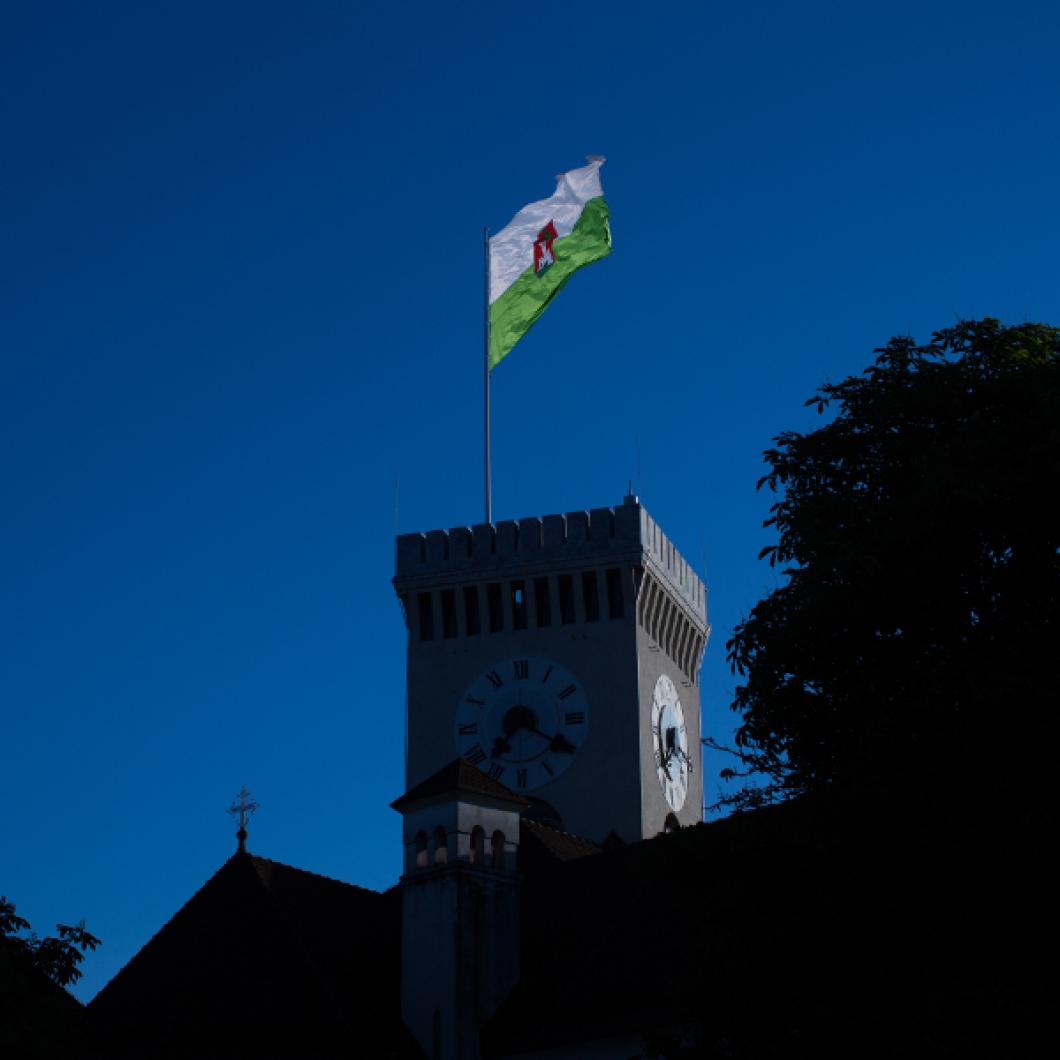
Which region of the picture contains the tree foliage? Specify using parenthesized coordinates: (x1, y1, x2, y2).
(720, 318, 1060, 810)
(0, 896, 100, 988)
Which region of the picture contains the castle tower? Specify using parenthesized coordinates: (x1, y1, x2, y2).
(393, 494, 709, 842)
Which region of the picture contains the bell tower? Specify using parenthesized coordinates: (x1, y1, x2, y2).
(393, 493, 709, 842)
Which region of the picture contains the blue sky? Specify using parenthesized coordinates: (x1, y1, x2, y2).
(2, 1, 1058, 1001)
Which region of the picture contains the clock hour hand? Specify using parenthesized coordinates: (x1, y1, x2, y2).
(491, 735, 511, 759)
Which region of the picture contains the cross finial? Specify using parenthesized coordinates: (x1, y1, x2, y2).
(227, 786, 259, 853)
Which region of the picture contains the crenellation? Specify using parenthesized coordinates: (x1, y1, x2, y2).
(472, 523, 494, 559)
(448, 526, 472, 562)
(518, 517, 543, 551)
(426, 529, 449, 565)
(542, 513, 566, 548)
(393, 497, 706, 627)
(496, 520, 518, 557)
(567, 510, 589, 544)
(589, 506, 613, 542)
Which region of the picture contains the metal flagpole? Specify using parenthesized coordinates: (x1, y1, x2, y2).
(483, 226, 492, 523)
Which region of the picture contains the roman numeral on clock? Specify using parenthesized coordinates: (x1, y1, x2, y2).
(513, 660, 528, 680)
(541, 665, 553, 684)
(465, 744, 486, 765)
(558, 684, 577, 700)
(458, 722, 477, 735)
(564, 711, 584, 726)
(487, 763, 505, 780)
(465, 696, 485, 706)
(486, 670, 503, 688)
(541, 759, 554, 776)
(516, 768, 527, 788)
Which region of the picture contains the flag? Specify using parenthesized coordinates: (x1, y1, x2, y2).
(488, 157, 611, 370)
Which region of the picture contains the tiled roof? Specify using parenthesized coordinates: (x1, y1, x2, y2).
(519, 819, 601, 864)
(87, 850, 420, 1059)
(391, 757, 531, 811)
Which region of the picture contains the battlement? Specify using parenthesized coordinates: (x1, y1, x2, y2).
(394, 495, 706, 622)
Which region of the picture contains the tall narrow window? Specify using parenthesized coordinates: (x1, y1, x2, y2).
(533, 577, 552, 628)
(414, 831, 428, 868)
(440, 589, 457, 639)
(433, 826, 448, 864)
(606, 567, 624, 619)
(581, 571, 599, 622)
(464, 586, 480, 635)
(470, 826, 486, 865)
(510, 580, 527, 630)
(557, 575, 575, 625)
(487, 582, 504, 633)
(491, 830, 505, 868)
(418, 592, 434, 641)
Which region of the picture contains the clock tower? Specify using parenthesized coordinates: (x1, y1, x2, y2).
(393, 493, 709, 842)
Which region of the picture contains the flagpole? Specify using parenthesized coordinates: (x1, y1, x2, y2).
(483, 225, 492, 524)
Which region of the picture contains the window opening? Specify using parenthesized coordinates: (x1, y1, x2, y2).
(581, 571, 599, 622)
(606, 567, 624, 619)
(414, 831, 428, 868)
(533, 577, 552, 627)
(440, 589, 457, 639)
(433, 826, 448, 864)
(510, 580, 527, 630)
(464, 586, 480, 635)
(557, 575, 576, 625)
(487, 583, 504, 633)
(470, 826, 486, 865)
(491, 830, 505, 868)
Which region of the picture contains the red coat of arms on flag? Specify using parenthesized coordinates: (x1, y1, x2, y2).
(534, 221, 558, 274)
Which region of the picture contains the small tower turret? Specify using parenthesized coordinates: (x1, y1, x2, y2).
(391, 758, 526, 1060)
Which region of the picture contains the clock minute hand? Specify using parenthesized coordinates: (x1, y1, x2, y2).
(525, 724, 576, 755)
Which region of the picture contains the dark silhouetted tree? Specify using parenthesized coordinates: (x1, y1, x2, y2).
(715, 318, 1059, 812)
(0, 896, 100, 987)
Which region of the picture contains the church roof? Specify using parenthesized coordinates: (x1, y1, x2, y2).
(87, 850, 420, 1059)
(390, 757, 531, 811)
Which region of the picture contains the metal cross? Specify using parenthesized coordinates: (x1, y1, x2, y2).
(227, 785, 259, 850)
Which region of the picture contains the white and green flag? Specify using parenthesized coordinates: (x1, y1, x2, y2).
(488, 157, 611, 370)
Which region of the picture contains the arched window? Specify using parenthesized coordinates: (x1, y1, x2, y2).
(491, 829, 505, 868)
(470, 826, 486, 865)
(414, 830, 428, 868)
(433, 826, 448, 864)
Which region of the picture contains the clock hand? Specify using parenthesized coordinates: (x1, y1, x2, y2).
(491, 735, 511, 759)
(672, 745, 694, 773)
(524, 724, 576, 754)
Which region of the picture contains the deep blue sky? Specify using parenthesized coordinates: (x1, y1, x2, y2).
(2, 1, 1057, 1001)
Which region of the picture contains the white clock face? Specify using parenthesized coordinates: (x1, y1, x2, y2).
(651, 673, 690, 811)
(454, 656, 588, 793)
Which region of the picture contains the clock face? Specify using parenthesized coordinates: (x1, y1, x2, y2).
(651, 673, 690, 811)
(454, 656, 588, 793)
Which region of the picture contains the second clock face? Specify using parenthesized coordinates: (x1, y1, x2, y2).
(454, 656, 588, 792)
(651, 673, 689, 811)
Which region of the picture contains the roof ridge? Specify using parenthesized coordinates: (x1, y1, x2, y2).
(392, 756, 531, 810)
(523, 818, 599, 847)
(248, 854, 382, 897)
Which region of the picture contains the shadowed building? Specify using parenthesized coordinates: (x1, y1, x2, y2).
(85, 495, 722, 1059)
